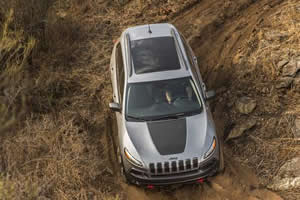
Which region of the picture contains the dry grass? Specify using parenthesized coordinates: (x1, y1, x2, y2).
(1, 114, 119, 199)
(0, 0, 119, 199)
(0, 0, 201, 199)
(0, 9, 34, 135)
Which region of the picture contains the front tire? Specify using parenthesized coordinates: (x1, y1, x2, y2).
(117, 147, 132, 184)
(218, 138, 225, 173)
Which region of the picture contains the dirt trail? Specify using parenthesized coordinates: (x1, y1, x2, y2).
(120, 149, 282, 200)
(106, 0, 287, 199)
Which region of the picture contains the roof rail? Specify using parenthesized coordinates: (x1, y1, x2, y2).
(125, 33, 133, 77)
(170, 28, 189, 70)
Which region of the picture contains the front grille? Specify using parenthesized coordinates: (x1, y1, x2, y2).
(193, 158, 198, 168)
(179, 160, 184, 171)
(150, 163, 155, 173)
(171, 161, 177, 172)
(151, 169, 198, 178)
(157, 162, 163, 173)
(149, 157, 199, 175)
(186, 159, 191, 170)
(164, 162, 170, 173)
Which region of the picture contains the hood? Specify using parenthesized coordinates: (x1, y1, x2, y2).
(125, 110, 215, 166)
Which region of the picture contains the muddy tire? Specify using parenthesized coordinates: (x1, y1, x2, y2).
(218, 138, 225, 173)
(120, 161, 130, 184)
(117, 146, 132, 184)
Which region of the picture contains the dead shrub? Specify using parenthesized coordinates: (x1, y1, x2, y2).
(0, 9, 35, 136)
(0, 113, 115, 199)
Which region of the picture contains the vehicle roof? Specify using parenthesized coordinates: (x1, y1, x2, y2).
(124, 23, 174, 41)
(121, 23, 191, 83)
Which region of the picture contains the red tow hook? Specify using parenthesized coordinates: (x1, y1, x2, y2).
(197, 178, 205, 183)
(147, 185, 155, 189)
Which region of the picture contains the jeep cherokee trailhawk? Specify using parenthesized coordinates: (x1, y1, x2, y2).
(109, 23, 224, 186)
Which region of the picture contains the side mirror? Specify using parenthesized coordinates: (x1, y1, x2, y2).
(193, 56, 198, 64)
(201, 82, 207, 92)
(205, 90, 216, 100)
(109, 102, 121, 112)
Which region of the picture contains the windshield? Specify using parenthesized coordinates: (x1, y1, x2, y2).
(126, 77, 202, 121)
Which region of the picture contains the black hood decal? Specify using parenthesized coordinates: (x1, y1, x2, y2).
(147, 118, 186, 155)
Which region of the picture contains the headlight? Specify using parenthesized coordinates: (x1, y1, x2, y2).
(124, 148, 143, 167)
(204, 137, 216, 159)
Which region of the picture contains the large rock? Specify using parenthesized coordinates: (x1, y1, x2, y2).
(268, 157, 300, 191)
(277, 59, 289, 69)
(278, 157, 300, 177)
(294, 117, 300, 138)
(276, 77, 293, 89)
(282, 60, 300, 77)
(236, 97, 256, 114)
(226, 119, 256, 141)
(268, 177, 300, 191)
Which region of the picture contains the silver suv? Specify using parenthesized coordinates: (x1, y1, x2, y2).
(109, 23, 224, 186)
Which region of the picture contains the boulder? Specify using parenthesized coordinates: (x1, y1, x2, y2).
(268, 177, 300, 191)
(277, 157, 300, 178)
(236, 97, 256, 114)
(282, 60, 299, 77)
(276, 77, 293, 89)
(226, 119, 256, 141)
(268, 157, 300, 191)
(277, 59, 289, 69)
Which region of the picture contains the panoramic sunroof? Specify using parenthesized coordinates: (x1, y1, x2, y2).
(130, 37, 181, 74)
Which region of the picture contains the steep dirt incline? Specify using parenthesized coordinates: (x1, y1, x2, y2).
(175, 0, 284, 88)
(106, 0, 289, 199)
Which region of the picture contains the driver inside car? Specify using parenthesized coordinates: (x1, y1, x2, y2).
(164, 85, 194, 105)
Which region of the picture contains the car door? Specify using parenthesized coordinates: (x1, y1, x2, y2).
(113, 41, 126, 138)
(110, 40, 119, 103)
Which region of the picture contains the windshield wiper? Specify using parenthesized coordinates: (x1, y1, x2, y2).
(150, 113, 185, 121)
(150, 110, 201, 121)
(126, 115, 147, 122)
(182, 110, 201, 116)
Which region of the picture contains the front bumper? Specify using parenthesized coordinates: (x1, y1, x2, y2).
(125, 158, 219, 186)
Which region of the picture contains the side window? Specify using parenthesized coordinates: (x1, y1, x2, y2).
(180, 35, 194, 67)
(116, 43, 125, 102)
(180, 35, 200, 84)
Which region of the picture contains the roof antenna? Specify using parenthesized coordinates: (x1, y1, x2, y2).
(148, 24, 152, 34)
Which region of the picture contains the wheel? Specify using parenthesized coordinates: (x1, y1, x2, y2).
(218, 138, 225, 173)
(117, 147, 132, 184)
